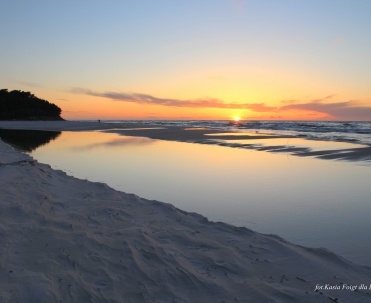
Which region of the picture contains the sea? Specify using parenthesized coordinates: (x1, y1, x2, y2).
(93, 120, 371, 146)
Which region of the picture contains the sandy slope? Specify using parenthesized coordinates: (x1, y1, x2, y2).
(1, 139, 371, 303)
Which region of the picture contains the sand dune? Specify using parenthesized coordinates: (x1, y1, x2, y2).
(1, 138, 371, 302)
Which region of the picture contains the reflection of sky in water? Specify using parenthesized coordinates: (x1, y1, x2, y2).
(73, 136, 155, 151)
(30, 131, 371, 266)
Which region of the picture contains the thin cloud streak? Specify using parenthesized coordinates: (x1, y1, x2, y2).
(281, 101, 371, 120)
(71, 88, 371, 120)
(71, 88, 277, 111)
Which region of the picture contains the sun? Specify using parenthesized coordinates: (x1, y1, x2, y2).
(233, 116, 241, 122)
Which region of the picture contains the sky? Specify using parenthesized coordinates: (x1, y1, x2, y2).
(1, 0, 371, 121)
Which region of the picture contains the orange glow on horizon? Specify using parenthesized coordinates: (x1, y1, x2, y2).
(46, 90, 360, 121)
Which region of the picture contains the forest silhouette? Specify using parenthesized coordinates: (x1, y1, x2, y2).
(0, 89, 63, 120)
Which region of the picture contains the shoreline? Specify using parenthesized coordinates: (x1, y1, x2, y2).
(0, 120, 370, 162)
(1, 121, 371, 301)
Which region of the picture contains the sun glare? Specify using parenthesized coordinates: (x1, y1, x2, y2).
(234, 116, 240, 122)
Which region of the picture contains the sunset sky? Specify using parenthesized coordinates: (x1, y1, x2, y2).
(1, 0, 371, 120)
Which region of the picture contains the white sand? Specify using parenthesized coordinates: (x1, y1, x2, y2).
(1, 124, 371, 302)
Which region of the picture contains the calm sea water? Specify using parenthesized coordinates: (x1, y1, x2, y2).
(92, 120, 371, 145)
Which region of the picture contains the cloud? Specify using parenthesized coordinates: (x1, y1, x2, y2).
(281, 95, 336, 105)
(71, 88, 277, 111)
(71, 88, 371, 120)
(280, 100, 371, 120)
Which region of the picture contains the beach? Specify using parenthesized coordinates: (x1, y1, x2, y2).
(1, 120, 370, 161)
(1, 121, 371, 302)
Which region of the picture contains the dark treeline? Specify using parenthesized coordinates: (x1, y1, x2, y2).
(0, 89, 63, 120)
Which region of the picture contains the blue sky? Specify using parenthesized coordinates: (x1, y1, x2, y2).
(1, 0, 371, 120)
